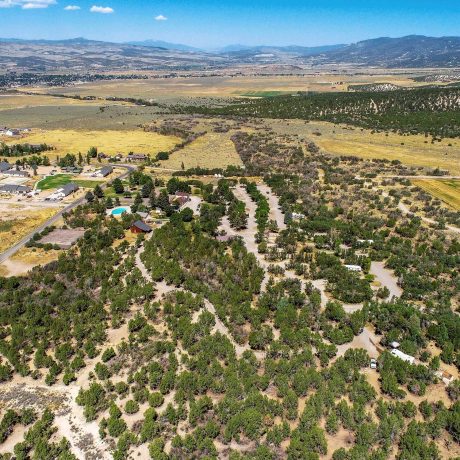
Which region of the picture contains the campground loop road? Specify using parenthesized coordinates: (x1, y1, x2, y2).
(0, 164, 134, 264)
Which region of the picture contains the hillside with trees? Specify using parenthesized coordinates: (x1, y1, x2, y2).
(180, 86, 460, 138)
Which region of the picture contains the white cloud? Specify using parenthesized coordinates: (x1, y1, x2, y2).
(0, 0, 56, 8)
(64, 4, 80, 10)
(155, 14, 167, 21)
(90, 5, 113, 13)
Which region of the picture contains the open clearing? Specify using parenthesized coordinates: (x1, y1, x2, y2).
(268, 120, 460, 174)
(40, 228, 85, 248)
(411, 178, 460, 210)
(4, 129, 180, 159)
(37, 174, 102, 190)
(0, 247, 61, 277)
(0, 207, 57, 253)
(158, 132, 244, 170)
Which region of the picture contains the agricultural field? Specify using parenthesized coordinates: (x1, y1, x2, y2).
(4, 129, 180, 160)
(0, 98, 163, 130)
(158, 131, 244, 170)
(25, 71, 444, 101)
(412, 179, 460, 210)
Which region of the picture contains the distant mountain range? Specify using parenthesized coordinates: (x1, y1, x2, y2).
(314, 35, 460, 67)
(212, 44, 346, 54)
(126, 40, 202, 53)
(0, 35, 459, 71)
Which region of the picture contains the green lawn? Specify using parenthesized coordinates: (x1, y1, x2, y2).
(37, 174, 102, 190)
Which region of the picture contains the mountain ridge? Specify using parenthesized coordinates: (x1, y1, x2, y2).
(0, 35, 459, 70)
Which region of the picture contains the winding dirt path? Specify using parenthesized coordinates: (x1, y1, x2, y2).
(381, 190, 460, 235)
(258, 184, 287, 231)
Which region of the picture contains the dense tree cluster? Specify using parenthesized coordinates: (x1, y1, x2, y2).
(180, 87, 460, 138)
(0, 143, 52, 157)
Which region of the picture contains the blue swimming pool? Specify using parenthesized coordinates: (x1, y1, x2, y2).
(110, 206, 131, 216)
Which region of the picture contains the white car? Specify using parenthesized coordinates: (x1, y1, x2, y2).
(370, 359, 377, 369)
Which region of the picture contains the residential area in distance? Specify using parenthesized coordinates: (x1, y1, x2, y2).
(0, 5, 459, 459)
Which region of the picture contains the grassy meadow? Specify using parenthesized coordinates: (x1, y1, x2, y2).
(158, 132, 244, 170)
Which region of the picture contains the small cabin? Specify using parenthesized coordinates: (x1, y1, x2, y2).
(130, 220, 152, 234)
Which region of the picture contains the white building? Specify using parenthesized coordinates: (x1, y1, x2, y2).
(391, 349, 415, 365)
(344, 264, 362, 272)
(5, 129, 20, 137)
(93, 165, 113, 177)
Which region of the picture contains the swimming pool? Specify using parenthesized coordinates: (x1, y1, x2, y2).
(109, 206, 131, 216)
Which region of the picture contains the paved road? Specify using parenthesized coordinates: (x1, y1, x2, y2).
(0, 164, 134, 264)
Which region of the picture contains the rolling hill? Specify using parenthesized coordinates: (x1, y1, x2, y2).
(315, 35, 460, 67)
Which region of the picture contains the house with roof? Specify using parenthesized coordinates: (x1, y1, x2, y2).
(0, 184, 32, 195)
(0, 161, 13, 173)
(136, 211, 151, 221)
(5, 129, 20, 137)
(169, 192, 191, 207)
(435, 370, 454, 385)
(61, 166, 83, 174)
(127, 153, 148, 161)
(93, 165, 113, 177)
(130, 220, 152, 234)
(46, 183, 79, 201)
(3, 169, 30, 178)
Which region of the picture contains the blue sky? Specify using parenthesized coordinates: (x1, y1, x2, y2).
(0, 0, 458, 48)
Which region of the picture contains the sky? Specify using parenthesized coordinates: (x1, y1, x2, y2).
(0, 0, 459, 49)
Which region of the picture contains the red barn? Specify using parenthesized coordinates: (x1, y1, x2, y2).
(130, 220, 152, 234)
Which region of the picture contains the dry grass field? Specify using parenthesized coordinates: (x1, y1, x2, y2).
(0, 247, 60, 277)
(0, 207, 57, 253)
(411, 179, 460, 210)
(3, 129, 180, 159)
(0, 93, 129, 111)
(158, 132, 244, 170)
(269, 120, 460, 174)
(12, 246, 61, 266)
(26, 72, 435, 101)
